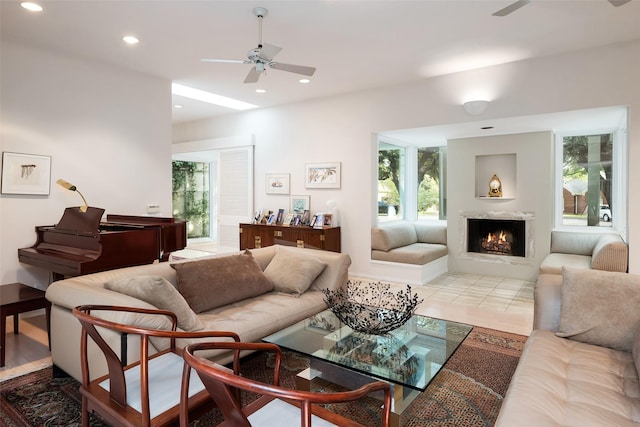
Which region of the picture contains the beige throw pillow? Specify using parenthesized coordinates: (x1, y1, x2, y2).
(264, 248, 327, 296)
(104, 275, 204, 331)
(171, 250, 273, 313)
(556, 268, 640, 351)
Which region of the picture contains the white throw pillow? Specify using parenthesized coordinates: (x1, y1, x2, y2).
(264, 248, 327, 296)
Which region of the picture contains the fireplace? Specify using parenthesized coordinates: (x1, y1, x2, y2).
(467, 218, 526, 257)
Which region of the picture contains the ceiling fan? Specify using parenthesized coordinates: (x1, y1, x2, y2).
(201, 7, 316, 84)
(493, 0, 632, 17)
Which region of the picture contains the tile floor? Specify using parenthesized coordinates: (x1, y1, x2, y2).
(412, 273, 534, 336)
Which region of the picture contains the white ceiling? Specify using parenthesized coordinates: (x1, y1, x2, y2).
(3, 0, 640, 126)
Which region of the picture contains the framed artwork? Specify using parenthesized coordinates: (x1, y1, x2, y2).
(290, 195, 310, 214)
(305, 162, 341, 189)
(1, 152, 51, 195)
(265, 173, 290, 194)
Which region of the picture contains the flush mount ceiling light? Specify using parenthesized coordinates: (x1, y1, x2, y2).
(463, 100, 490, 115)
(299, 79, 310, 84)
(21, 2, 42, 12)
(122, 35, 139, 45)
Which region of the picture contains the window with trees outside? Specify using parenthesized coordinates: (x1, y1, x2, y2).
(561, 133, 615, 228)
(377, 140, 446, 222)
(172, 161, 210, 238)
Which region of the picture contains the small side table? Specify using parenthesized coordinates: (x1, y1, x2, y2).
(1, 283, 51, 367)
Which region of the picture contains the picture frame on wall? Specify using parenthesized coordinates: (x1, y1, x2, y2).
(1, 152, 52, 195)
(265, 173, 290, 194)
(290, 195, 310, 215)
(305, 162, 341, 189)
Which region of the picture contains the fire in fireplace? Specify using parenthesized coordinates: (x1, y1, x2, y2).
(467, 218, 525, 257)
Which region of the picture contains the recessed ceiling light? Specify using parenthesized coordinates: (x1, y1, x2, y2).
(256, 89, 266, 94)
(122, 35, 139, 45)
(299, 79, 310, 84)
(171, 83, 258, 111)
(174, 105, 183, 109)
(21, 2, 43, 12)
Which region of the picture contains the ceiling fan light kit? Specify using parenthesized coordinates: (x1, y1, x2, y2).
(201, 6, 316, 84)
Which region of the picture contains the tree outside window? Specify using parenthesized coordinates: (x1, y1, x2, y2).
(172, 161, 210, 238)
(562, 134, 613, 227)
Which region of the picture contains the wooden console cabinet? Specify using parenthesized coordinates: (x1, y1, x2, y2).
(239, 223, 341, 253)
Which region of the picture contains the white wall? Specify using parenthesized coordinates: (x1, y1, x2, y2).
(174, 39, 640, 280)
(1, 41, 173, 288)
(447, 132, 554, 281)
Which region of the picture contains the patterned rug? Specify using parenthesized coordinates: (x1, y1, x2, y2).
(0, 327, 525, 427)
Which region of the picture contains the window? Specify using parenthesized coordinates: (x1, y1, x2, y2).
(172, 161, 210, 238)
(377, 140, 446, 222)
(418, 146, 446, 220)
(377, 141, 404, 221)
(560, 133, 617, 228)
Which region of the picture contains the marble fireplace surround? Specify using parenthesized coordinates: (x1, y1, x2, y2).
(459, 210, 535, 265)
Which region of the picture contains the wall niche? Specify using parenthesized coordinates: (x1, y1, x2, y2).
(475, 153, 517, 199)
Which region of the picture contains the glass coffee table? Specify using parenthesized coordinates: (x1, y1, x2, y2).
(263, 309, 472, 426)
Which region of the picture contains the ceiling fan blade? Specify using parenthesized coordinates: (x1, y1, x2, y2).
(492, 0, 531, 16)
(259, 43, 282, 61)
(269, 62, 316, 76)
(244, 67, 261, 84)
(201, 58, 249, 64)
(608, 0, 631, 6)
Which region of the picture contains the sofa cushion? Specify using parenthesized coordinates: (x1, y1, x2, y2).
(494, 329, 640, 427)
(550, 231, 601, 255)
(104, 275, 204, 331)
(371, 222, 417, 251)
(413, 222, 447, 245)
(371, 243, 447, 265)
(171, 251, 274, 314)
(263, 247, 327, 296)
(539, 253, 592, 275)
(556, 268, 640, 351)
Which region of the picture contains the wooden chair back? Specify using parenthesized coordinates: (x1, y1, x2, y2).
(73, 305, 240, 427)
(180, 341, 392, 427)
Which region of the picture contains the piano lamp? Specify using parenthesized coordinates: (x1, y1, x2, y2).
(56, 179, 88, 212)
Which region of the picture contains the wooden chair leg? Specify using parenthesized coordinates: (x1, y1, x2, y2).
(81, 396, 89, 427)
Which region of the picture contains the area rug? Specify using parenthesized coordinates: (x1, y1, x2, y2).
(0, 327, 525, 427)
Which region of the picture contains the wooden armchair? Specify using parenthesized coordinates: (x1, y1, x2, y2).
(180, 341, 392, 427)
(72, 305, 240, 427)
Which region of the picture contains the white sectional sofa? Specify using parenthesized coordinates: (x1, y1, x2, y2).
(496, 268, 640, 427)
(46, 245, 351, 382)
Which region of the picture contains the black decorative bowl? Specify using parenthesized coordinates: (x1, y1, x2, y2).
(322, 281, 423, 335)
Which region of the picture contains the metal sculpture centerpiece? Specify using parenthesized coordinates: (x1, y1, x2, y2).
(322, 281, 423, 335)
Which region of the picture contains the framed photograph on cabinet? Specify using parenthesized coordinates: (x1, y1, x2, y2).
(290, 195, 310, 215)
(305, 162, 341, 189)
(265, 173, 290, 194)
(1, 152, 51, 195)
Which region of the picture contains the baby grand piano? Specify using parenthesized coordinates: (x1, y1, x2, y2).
(18, 207, 187, 281)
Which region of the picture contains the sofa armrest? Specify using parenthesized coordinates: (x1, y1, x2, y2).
(591, 234, 628, 272)
(533, 274, 563, 331)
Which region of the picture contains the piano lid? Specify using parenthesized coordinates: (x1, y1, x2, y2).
(56, 206, 106, 234)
